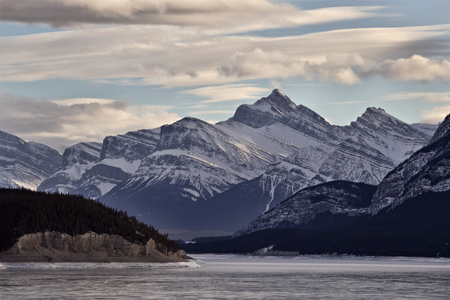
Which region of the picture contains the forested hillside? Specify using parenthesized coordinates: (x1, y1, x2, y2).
(0, 188, 179, 252)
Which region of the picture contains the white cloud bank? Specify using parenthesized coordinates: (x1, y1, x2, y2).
(0, 92, 180, 150)
(362, 55, 450, 82)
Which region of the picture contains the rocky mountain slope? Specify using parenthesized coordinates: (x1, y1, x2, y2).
(369, 114, 450, 214)
(32, 89, 435, 232)
(234, 181, 377, 236)
(0, 131, 62, 190)
(235, 114, 450, 237)
(39, 129, 159, 198)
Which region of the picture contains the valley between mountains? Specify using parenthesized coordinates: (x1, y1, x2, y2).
(0, 89, 443, 238)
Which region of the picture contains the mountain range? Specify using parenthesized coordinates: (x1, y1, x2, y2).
(184, 114, 450, 257)
(0, 89, 440, 234)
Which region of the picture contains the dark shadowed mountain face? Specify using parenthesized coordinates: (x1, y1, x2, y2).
(183, 189, 450, 257)
(234, 181, 377, 237)
(0, 131, 62, 190)
(27, 90, 436, 232)
(219, 115, 450, 256)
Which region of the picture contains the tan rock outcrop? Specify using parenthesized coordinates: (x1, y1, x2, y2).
(1, 232, 187, 262)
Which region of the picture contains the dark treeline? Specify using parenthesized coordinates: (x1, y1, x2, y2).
(0, 188, 179, 252)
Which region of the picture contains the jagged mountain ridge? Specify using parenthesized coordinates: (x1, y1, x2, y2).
(0, 131, 62, 190)
(30, 89, 435, 231)
(236, 114, 450, 237)
(39, 129, 159, 198)
(100, 90, 432, 231)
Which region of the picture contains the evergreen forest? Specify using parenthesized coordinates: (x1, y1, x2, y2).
(0, 188, 179, 252)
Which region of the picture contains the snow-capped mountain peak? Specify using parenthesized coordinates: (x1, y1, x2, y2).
(352, 107, 428, 140)
(254, 89, 297, 113)
(230, 89, 297, 128)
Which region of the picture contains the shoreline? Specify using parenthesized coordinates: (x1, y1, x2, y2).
(0, 254, 189, 263)
(1, 231, 188, 263)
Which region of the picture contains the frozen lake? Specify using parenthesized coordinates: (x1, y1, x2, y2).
(1, 254, 449, 299)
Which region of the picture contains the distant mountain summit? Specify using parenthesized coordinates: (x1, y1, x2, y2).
(231, 89, 299, 128)
(230, 89, 336, 141)
(3, 90, 439, 233)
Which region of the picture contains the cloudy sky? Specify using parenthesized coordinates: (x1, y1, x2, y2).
(0, 0, 449, 151)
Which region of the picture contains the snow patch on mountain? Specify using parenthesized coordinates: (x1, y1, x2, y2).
(101, 158, 141, 175)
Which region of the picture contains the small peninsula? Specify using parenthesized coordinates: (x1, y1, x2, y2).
(0, 188, 186, 262)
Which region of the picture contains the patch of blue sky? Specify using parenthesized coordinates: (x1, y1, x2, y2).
(0, 21, 64, 36)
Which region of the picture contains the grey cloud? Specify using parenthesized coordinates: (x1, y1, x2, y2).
(0, 92, 179, 150)
(392, 38, 450, 59)
(0, 0, 295, 28)
(0, 0, 387, 37)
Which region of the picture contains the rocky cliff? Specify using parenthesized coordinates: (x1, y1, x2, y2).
(1, 231, 187, 262)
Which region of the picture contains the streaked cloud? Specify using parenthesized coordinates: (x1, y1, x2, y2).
(0, 91, 179, 150)
(0, 0, 385, 34)
(186, 110, 235, 115)
(1, 23, 448, 86)
(321, 101, 365, 106)
(381, 92, 450, 103)
(49, 98, 117, 106)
